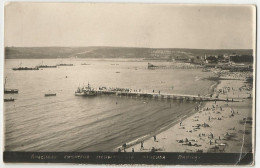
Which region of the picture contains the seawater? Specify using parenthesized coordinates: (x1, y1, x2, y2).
(4, 59, 214, 152)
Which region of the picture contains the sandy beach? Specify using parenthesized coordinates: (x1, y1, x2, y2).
(115, 72, 253, 153)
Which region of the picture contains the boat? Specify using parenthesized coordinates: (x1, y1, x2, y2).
(75, 83, 96, 96)
(4, 98, 15, 102)
(12, 67, 39, 70)
(12, 62, 39, 71)
(4, 89, 19, 94)
(36, 61, 57, 68)
(4, 77, 18, 94)
(81, 63, 91, 65)
(45, 93, 56, 97)
(37, 65, 57, 68)
(56, 63, 73, 66)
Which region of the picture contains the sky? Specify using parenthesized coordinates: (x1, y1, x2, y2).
(4, 3, 256, 49)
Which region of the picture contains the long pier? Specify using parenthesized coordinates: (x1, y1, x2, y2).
(95, 90, 240, 102)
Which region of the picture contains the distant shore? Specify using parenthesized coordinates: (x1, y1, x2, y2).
(115, 71, 253, 153)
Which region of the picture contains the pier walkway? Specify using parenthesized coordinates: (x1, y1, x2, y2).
(95, 90, 240, 102)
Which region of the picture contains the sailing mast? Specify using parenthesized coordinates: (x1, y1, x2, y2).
(4, 77, 6, 90)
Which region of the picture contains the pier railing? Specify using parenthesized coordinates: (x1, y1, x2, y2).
(95, 90, 240, 102)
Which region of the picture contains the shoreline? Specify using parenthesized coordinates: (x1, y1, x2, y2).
(113, 75, 220, 152)
(115, 71, 253, 153)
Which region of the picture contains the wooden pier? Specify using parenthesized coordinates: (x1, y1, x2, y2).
(95, 90, 240, 102)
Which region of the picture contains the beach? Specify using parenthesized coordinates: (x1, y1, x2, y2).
(116, 72, 253, 153)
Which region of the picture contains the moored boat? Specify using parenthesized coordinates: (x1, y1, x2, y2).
(75, 83, 96, 96)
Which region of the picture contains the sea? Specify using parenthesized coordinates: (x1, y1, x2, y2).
(4, 59, 215, 152)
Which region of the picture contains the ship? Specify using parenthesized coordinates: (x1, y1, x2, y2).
(75, 83, 96, 96)
(36, 61, 57, 68)
(37, 65, 57, 68)
(4, 98, 15, 102)
(4, 77, 18, 94)
(12, 67, 39, 70)
(45, 93, 56, 97)
(56, 63, 73, 66)
(37, 63, 57, 68)
(12, 62, 39, 71)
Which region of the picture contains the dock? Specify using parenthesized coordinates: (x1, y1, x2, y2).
(95, 90, 240, 102)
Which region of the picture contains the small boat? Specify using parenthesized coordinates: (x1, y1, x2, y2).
(75, 83, 96, 96)
(4, 77, 18, 94)
(45, 93, 56, 97)
(81, 63, 91, 65)
(4, 98, 15, 102)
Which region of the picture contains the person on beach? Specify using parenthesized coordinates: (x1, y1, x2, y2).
(159, 91, 160, 94)
(180, 122, 182, 126)
(118, 148, 121, 152)
(132, 148, 134, 152)
(154, 136, 157, 142)
(210, 140, 212, 145)
(140, 141, 144, 150)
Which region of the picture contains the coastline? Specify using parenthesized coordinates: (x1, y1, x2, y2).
(115, 72, 253, 153)
(113, 75, 219, 152)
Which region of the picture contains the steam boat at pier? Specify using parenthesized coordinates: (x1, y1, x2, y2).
(75, 83, 97, 96)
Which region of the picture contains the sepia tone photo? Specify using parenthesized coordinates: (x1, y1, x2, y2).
(3, 2, 256, 165)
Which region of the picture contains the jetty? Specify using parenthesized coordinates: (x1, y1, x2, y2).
(94, 89, 240, 102)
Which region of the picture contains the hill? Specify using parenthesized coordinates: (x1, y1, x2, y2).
(5, 47, 253, 59)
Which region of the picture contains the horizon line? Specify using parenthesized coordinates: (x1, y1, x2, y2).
(4, 46, 254, 50)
